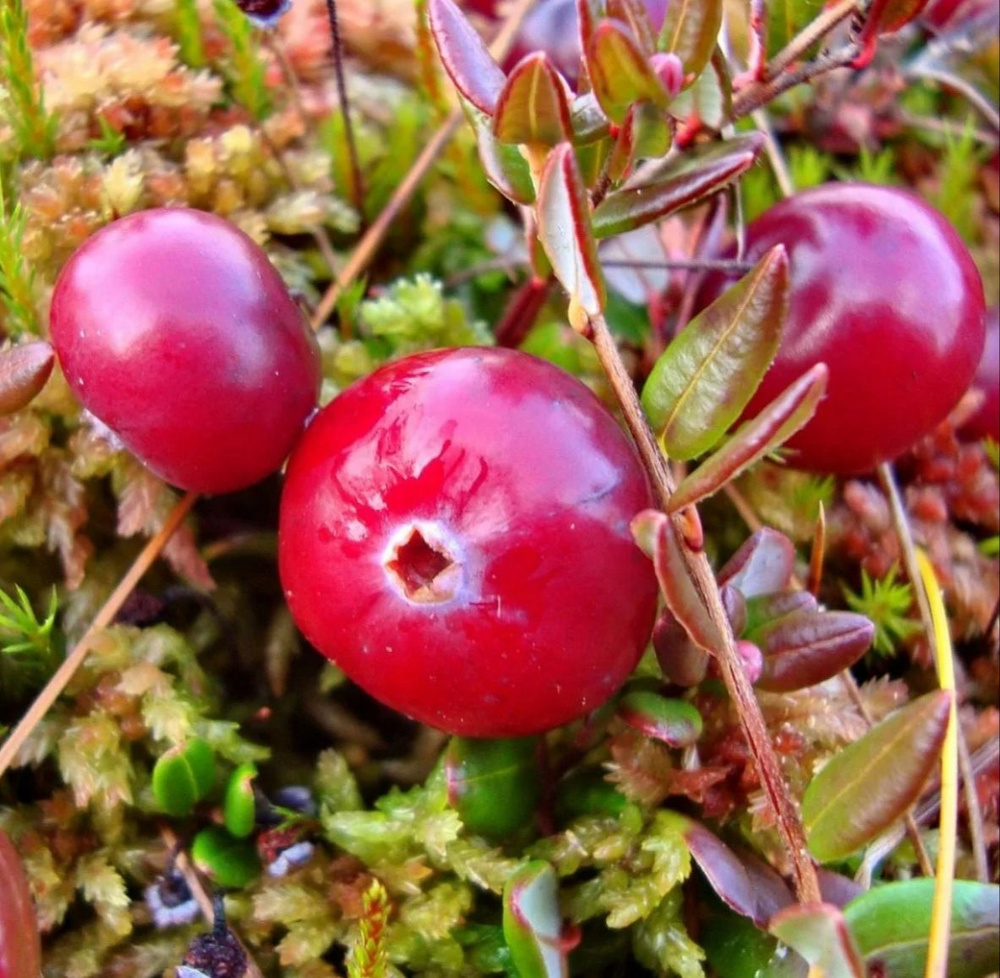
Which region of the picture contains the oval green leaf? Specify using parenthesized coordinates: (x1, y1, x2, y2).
(769, 903, 865, 978)
(537, 143, 606, 321)
(658, 0, 723, 82)
(586, 19, 669, 124)
(446, 736, 540, 839)
(617, 690, 703, 746)
(493, 53, 573, 147)
(803, 690, 952, 863)
(224, 761, 258, 839)
(503, 861, 567, 978)
(668, 363, 828, 511)
(463, 99, 536, 204)
(592, 133, 763, 239)
(151, 737, 216, 817)
(844, 878, 1000, 978)
(191, 826, 261, 889)
(642, 245, 788, 460)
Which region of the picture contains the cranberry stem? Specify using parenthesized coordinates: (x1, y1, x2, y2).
(0, 491, 199, 779)
(587, 310, 822, 904)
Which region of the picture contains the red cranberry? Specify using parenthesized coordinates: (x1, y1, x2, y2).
(503, 0, 668, 85)
(50, 208, 321, 494)
(697, 184, 986, 474)
(961, 306, 999, 444)
(278, 348, 658, 736)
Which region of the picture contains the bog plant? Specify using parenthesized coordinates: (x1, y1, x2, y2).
(0, 0, 997, 976)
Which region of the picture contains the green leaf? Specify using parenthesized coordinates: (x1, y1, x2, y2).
(493, 54, 573, 147)
(463, 99, 536, 205)
(844, 879, 1000, 978)
(803, 690, 952, 862)
(428, 0, 505, 114)
(592, 133, 762, 238)
(669, 363, 828, 511)
(586, 19, 669, 124)
(642, 245, 788, 460)
(536, 143, 606, 323)
(669, 49, 731, 130)
(769, 904, 865, 978)
(658, 0, 723, 83)
(191, 826, 261, 888)
(632, 510, 726, 654)
(503, 861, 567, 978)
(616, 691, 702, 746)
(606, 101, 672, 183)
(445, 736, 540, 839)
(223, 762, 258, 838)
(151, 738, 216, 817)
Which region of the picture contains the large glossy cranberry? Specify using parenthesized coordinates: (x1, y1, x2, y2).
(278, 347, 658, 736)
(50, 208, 321, 494)
(697, 184, 986, 474)
(503, 0, 668, 85)
(961, 306, 999, 444)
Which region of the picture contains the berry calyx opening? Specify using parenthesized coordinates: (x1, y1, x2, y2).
(383, 523, 463, 604)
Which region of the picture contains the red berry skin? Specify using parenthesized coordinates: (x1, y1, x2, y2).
(279, 348, 658, 737)
(698, 184, 986, 475)
(961, 306, 999, 444)
(50, 208, 321, 494)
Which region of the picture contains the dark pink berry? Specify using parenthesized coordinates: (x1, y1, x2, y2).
(278, 347, 658, 736)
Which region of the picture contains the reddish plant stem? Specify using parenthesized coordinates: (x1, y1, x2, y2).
(723, 479, 935, 876)
(0, 492, 199, 779)
(589, 311, 821, 904)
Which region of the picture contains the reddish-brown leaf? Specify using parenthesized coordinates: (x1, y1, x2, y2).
(755, 610, 874, 692)
(536, 143, 606, 320)
(593, 132, 763, 238)
(428, 0, 506, 114)
(0, 829, 42, 978)
(716, 528, 797, 598)
(0, 341, 54, 416)
(632, 509, 726, 653)
(668, 364, 828, 512)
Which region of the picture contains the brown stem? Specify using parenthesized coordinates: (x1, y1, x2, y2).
(761, 0, 860, 80)
(876, 461, 990, 885)
(0, 491, 198, 779)
(589, 312, 821, 903)
(323, 0, 367, 229)
(309, 0, 539, 330)
(731, 46, 859, 121)
(726, 478, 936, 875)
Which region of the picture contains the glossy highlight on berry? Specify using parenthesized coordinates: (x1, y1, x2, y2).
(49, 208, 322, 494)
(698, 183, 987, 474)
(278, 347, 659, 737)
